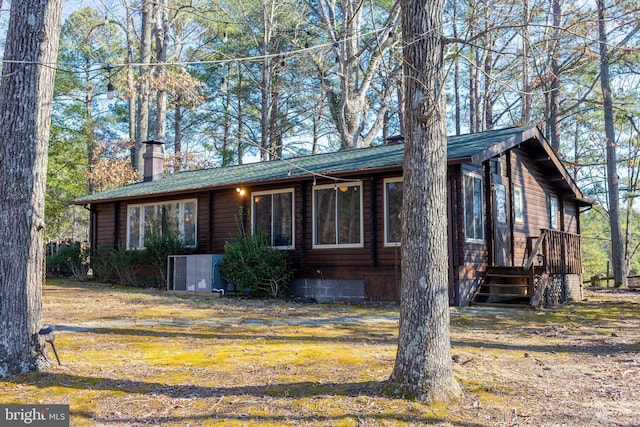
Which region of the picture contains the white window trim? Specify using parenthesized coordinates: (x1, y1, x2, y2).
(513, 184, 524, 223)
(251, 188, 295, 249)
(312, 181, 364, 249)
(463, 170, 485, 243)
(126, 199, 197, 250)
(383, 177, 403, 247)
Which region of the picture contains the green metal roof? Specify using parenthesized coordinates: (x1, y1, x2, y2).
(73, 125, 538, 204)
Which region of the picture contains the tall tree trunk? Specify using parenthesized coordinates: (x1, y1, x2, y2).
(390, 0, 462, 403)
(134, 0, 154, 176)
(397, 68, 405, 137)
(0, 0, 63, 376)
(260, 59, 270, 161)
(482, 4, 494, 130)
(483, 48, 494, 130)
(222, 79, 232, 166)
(469, 57, 476, 132)
(548, 0, 562, 152)
(236, 66, 244, 165)
(221, 62, 234, 166)
(154, 0, 169, 144)
(452, 0, 461, 135)
(124, 0, 137, 146)
(269, 64, 282, 160)
(521, 0, 532, 124)
(260, 2, 273, 161)
(470, 44, 481, 132)
(174, 101, 183, 171)
(85, 63, 97, 194)
(597, 0, 627, 287)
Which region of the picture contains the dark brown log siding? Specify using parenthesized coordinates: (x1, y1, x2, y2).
(92, 193, 215, 250)
(455, 164, 488, 281)
(511, 147, 560, 263)
(94, 203, 117, 249)
(297, 177, 401, 301)
(563, 201, 578, 234)
(87, 142, 583, 304)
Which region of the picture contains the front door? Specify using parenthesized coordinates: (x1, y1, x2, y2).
(493, 176, 511, 266)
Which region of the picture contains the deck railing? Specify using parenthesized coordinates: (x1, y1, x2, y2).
(525, 229, 583, 275)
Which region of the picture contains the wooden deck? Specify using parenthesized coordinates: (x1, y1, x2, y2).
(471, 230, 583, 307)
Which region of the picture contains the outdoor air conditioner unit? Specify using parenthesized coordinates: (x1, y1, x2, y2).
(167, 254, 226, 293)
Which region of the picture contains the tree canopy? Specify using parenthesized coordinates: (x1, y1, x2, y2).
(3, 0, 635, 278)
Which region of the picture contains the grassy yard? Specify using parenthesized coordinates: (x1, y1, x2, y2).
(1, 279, 639, 426)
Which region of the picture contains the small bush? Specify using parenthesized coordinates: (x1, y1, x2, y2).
(221, 232, 294, 298)
(142, 230, 193, 287)
(107, 249, 146, 287)
(46, 242, 90, 280)
(89, 232, 193, 288)
(89, 248, 117, 283)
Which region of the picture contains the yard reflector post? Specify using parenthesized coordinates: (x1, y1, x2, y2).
(39, 325, 61, 365)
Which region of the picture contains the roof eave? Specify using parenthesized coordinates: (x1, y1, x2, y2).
(534, 135, 592, 205)
(469, 126, 542, 164)
(448, 156, 474, 165)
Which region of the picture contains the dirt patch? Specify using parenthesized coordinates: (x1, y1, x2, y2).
(450, 288, 640, 426)
(1, 280, 638, 426)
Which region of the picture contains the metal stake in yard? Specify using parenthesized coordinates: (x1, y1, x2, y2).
(39, 325, 61, 365)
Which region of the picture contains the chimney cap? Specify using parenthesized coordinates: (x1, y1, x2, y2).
(385, 135, 404, 144)
(143, 139, 165, 145)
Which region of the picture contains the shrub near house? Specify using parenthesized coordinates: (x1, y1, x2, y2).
(221, 232, 294, 298)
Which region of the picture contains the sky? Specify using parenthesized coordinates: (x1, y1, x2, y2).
(63, 0, 100, 19)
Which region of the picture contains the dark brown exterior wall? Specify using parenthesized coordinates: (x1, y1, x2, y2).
(563, 202, 579, 234)
(510, 146, 569, 263)
(87, 145, 582, 305)
(449, 144, 582, 305)
(94, 203, 117, 248)
(89, 175, 406, 302)
(511, 148, 551, 245)
(294, 176, 403, 302)
(450, 163, 488, 305)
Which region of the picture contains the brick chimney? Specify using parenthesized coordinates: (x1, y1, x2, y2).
(143, 140, 165, 182)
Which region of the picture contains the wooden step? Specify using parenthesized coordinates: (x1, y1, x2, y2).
(481, 283, 528, 288)
(475, 292, 530, 298)
(470, 301, 531, 308)
(485, 272, 529, 278)
(471, 267, 534, 307)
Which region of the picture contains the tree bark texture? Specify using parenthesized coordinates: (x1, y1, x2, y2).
(154, 0, 169, 145)
(548, 0, 562, 152)
(260, 2, 272, 161)
(597, 0, 628, 287)
(0, 0, 63, 376)
(124, 0, 137, 146)
(390, 0, 462, 403)
(134, 0, 154, 176)
(521, 0, 532, 125)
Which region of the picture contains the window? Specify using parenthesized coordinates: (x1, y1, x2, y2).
(513, 185, 524, 223)
(127, 199, 196, 249)
(549, 195, 559, 229)
(252, 189, 294, 248)
(313, 182, 363, 247)
(464, 171, 484, 241)
(384, 178, 403, 246)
